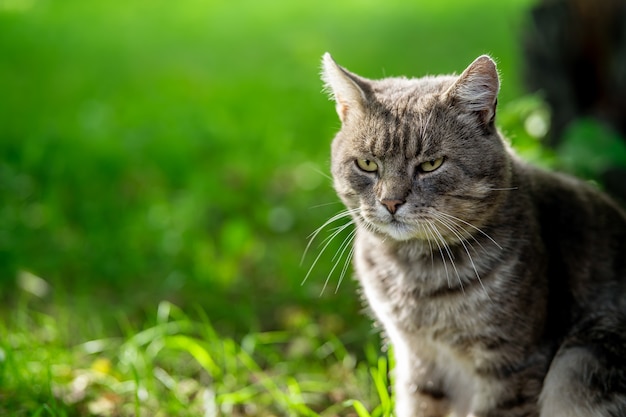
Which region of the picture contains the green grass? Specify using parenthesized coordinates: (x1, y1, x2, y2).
(2, 299, 393, 416)
(0, 0, 549, 415)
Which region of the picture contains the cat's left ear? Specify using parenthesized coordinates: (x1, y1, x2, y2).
(444, 55, 500, 126)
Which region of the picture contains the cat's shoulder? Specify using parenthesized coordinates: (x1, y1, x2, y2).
(515, 159, 626, 225)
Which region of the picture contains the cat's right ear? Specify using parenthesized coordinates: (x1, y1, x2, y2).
(444, 55, 500, 126)
(321, 53, 369, 123)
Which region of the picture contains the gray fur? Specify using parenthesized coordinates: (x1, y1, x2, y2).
(321, 53, 626, 417)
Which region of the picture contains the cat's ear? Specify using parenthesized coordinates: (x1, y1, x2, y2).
(321, 53, 369, 122)
(444, 55, 500, 125)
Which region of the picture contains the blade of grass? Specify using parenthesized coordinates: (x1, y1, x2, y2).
(164, 334, 222, 379)
(370, 355, 392, 413)
(345, 399, 372, 417)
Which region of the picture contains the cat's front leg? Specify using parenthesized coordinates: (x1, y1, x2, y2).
(394, 376, 451, 417)
(393, 345, 451, 417)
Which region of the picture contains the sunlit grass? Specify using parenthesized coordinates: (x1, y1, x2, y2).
(1, 299, 393, 416)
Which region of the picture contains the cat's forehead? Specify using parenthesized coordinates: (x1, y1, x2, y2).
(372, 75, 457, 104)
(353, 77, 456, 158)
(353, 112, 443, 160)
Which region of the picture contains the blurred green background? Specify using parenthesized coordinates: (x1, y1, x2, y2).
(3, 0, 622, 415)
(0, 0, 533, 329)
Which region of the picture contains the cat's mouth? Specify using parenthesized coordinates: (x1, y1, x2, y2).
(385, 220, 423, 241)
(365, 216, 431, 242)
(363, 209, 467, 243)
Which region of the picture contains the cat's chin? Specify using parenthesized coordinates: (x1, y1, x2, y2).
(370, 220, 425, 242)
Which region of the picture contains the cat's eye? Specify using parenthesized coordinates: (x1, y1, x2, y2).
(419, 157, 444, 173)
(356, 159, 378, 173)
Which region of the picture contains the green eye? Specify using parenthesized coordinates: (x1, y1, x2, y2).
(356, 159, 378, 172)
(420, 157, 444, 173)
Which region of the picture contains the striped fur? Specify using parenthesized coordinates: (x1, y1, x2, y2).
(321, 54, 626, 417)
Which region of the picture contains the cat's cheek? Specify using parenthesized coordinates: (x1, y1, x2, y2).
(337, 190, 359, 210)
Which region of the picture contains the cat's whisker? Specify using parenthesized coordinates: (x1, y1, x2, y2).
(425, 220, 457, 290)
(321, 227, 356, 295)
(432, 214, 491, 300)
(312, 168, 334, 182)
(335, 229, 357, 294)
(301, 209, 358, 286)
(430, 210, 472, 245)
(337, 244, 355, 292)
(327, 222, 356, 261)
(335, 219, 378, 293)
(437, 211, 503, 250)
(428, 225, 450, 287)
(429, 212, 483, 253)
(418, 222, 436, 269)
(309, 208, 359, 241)
(303, 219, 355, 286)
(308, 201, 344, 209)
(322, 222, 356, 250)
(330, 225, 356, 263)
(301, 208, 359, 266)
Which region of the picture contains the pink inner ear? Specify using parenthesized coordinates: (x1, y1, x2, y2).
(336, 102, 349, 123)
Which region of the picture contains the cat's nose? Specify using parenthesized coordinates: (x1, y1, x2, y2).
(380, 199, 405, 214)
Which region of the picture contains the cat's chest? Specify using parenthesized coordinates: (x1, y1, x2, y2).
(353, 237, 491, 335)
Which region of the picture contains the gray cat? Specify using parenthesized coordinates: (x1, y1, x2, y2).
(320, 53, 626, 417)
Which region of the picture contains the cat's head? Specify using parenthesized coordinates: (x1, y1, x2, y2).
(321, 54, 512, 242)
